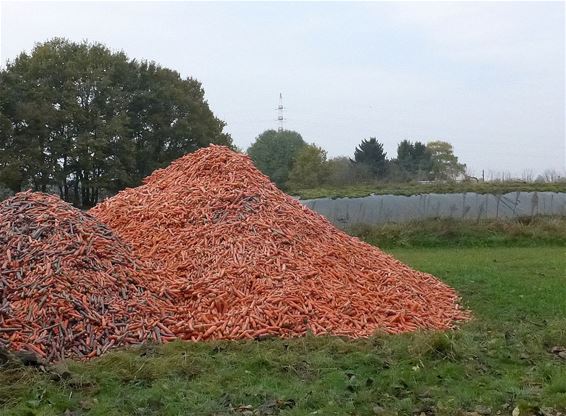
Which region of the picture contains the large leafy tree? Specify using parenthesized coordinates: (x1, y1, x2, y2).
(427, 141, 466, 180)
(0, 38, 231, 207)
(247, 129, 306, 189)
(353, 137, 388, 178)
(287, 143, 328, 189)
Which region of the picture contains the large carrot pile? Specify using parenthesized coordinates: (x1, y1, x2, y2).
(91, 145, 470, 341)
(0, 192, 176, 361)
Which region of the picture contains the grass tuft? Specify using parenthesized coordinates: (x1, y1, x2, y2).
(408, 332, 461, 361)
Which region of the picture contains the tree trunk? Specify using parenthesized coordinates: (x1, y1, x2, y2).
(73, 177, 80, 207)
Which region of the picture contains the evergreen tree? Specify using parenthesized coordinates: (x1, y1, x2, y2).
(353, 138, 388, 178)
(396, 140, 432, 180)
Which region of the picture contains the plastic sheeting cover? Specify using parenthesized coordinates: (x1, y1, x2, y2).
(300, 192, 566, 226)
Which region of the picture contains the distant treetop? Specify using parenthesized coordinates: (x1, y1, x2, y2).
(247, 129, 307, 189)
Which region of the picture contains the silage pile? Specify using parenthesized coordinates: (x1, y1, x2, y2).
(0, 192, 176, 361)
(91, 145, 470, 341)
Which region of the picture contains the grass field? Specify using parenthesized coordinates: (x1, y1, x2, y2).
(1, 245, 565, 415)
(351, 216, 566, 248)
(290, 181, 565, 200)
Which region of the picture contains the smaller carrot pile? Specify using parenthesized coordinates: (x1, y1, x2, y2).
(0, 192, 176, 361)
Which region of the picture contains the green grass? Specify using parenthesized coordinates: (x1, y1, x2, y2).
(291, 181, 566, 199)
(351, 216, 566, 248)
(1, 247, 565, 415)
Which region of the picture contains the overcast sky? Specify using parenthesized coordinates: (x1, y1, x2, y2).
(1, 1, 565, 177)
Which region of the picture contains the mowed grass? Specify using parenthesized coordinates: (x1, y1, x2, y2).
(1, 247, 565, 415)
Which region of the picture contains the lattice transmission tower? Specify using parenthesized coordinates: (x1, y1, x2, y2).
(276, 93, 285, 132)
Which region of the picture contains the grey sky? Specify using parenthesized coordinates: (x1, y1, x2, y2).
(1, 1, 565, 177)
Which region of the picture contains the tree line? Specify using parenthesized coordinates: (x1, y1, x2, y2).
(0, 39, 232, 207)
(1, 38, 467, 206)
(247, 130, 466, 190)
